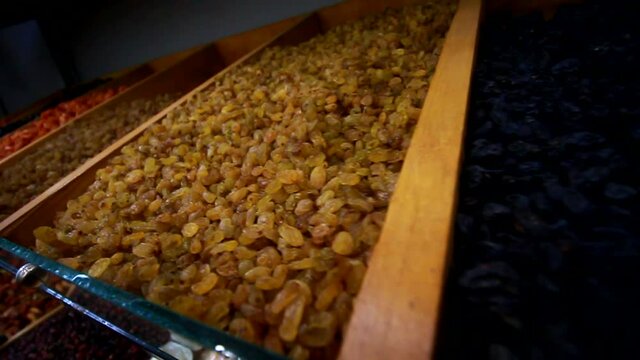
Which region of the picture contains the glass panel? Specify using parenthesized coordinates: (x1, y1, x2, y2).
(0, 237, 284, 360)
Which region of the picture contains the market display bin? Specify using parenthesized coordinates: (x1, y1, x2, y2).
(0, 0, 481, 358)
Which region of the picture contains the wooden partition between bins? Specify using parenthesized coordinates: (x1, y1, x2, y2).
(0, 0, 482, 358)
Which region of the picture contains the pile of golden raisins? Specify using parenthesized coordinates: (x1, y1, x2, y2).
(34, 2, 455, 358)
(0, 94, 177, 221)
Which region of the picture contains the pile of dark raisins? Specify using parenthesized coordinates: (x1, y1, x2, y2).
(437, 1, 639, 359)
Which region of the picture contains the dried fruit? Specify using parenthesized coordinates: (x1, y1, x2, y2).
(191, 273, 219, 295)
(279, 224, 305, 247)
(279, 296, 306, 342)
(331, 231, 355, 255)
(181, 222, 199, 237)
(88, 258, 111, 277)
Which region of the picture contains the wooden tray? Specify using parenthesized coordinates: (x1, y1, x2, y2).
(0, 0, 481, 358)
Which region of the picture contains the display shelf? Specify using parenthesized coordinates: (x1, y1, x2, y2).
(0, 0, 481, 358)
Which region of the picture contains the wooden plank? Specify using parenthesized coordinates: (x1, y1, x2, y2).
(108, 15, 305, 80)
(0, 15, 311, 244)
(91, 64, 155, 93)
(106, 48, 202, 79)
(146, 47, 204, 73)
(339, 0, 481, 359)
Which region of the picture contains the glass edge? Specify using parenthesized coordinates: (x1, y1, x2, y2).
(0, 237, 286, 360)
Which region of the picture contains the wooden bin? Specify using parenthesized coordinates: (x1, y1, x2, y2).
(0, 0, 481, 358)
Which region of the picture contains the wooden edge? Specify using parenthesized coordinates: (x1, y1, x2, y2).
(106, 48, 203, 79)
(0, 14, 312, 238)
(92, 64, 155, 93)
(339, 1, 482, 359)
(107, 15, 306, 81)
(0, 305, 64, 351)
(147, 47, 205, 73)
